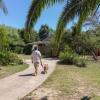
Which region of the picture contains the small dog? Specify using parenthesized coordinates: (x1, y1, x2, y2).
(43, 64, 48, 74)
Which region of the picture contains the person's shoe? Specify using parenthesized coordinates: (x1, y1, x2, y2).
(32, 73, 37, 76)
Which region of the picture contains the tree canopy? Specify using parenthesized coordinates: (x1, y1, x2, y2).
(25, 0, 100, 54)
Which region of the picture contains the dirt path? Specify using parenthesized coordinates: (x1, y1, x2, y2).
(0, 59, 57, 100)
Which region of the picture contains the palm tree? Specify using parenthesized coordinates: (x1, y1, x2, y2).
(0, 0, 8, 14)
(25, 0, 100, 54)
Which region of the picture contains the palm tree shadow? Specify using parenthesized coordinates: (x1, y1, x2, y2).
(81, 96, 92, 100)
(19, 73, 34, 77)
(41, 96, 48, 100)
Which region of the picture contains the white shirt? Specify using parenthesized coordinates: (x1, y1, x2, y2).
(32, 50, 41, 63)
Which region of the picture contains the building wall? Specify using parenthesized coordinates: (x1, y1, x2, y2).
(38, 43, 46, 55)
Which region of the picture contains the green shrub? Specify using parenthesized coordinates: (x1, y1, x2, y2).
(59, 45, 87, 67)
(0, 51, 23, 66)
(75, 59, 87, 67)
(10, 45, 24, 54)
(23, 43, 32, 55)
(59, 51, 78, 64)
(14, 46, 24, 54)
(59, 46, 78, 65)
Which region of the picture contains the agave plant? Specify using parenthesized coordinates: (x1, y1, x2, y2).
(25, 0, 100, 53)
(0, 0, 8, 14)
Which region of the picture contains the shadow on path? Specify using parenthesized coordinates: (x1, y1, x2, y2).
(41, 96, 48, 100)
(19, 73, 34, 77)
(81, 96, 92, 100)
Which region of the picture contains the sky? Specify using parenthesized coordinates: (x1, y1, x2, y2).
(0, 0, 76, 32)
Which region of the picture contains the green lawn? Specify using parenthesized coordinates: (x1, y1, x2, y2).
(0, 64, 28, 79)
(0, 54, 30, 79)
(23, 61, 100, 100)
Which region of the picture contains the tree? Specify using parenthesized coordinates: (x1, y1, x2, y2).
(0, 25, 24, 45)
(19, 29, 39, 43)
(38, 24, 50, 40)
(0, 0, 8, 50)
(25, 0, 100, 54)
(0, 27, 9, 50)
(60, 28, 100, 60)
(0, 25, 25, 54)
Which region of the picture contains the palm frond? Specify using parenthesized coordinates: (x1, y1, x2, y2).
(55, 0, 100, 51)
(0, 0, 8, 14)
(55, 0, 82, 49)
(76, 0, 100, 33)
(25, 0, 64, 33)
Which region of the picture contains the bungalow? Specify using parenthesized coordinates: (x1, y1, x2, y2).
(33, 37, 52, 57)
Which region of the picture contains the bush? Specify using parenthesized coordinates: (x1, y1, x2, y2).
(0, 51, 23, 66)
(23, 43, 32, 55)
(75, 59, 87, 67)
(13, 46, 24, 54)
(59, 46, 78, 65)
(10, 45, 24, 54)
(59, 45, 87, 67)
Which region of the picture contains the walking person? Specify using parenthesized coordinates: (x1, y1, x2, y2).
(31, 45, 43, 76)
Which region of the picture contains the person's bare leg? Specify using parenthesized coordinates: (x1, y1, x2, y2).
(35, 66, 38, 75)
(33, 63, 39, 76)
(35, 63, 39, 76)
(33, 63, 37, 76)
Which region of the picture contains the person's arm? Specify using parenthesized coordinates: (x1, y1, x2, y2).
(40, 57, 43, 68)
(31, 56, 33, 63)
(31, 52, 33, 63)
(38, 51, 43, 68)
